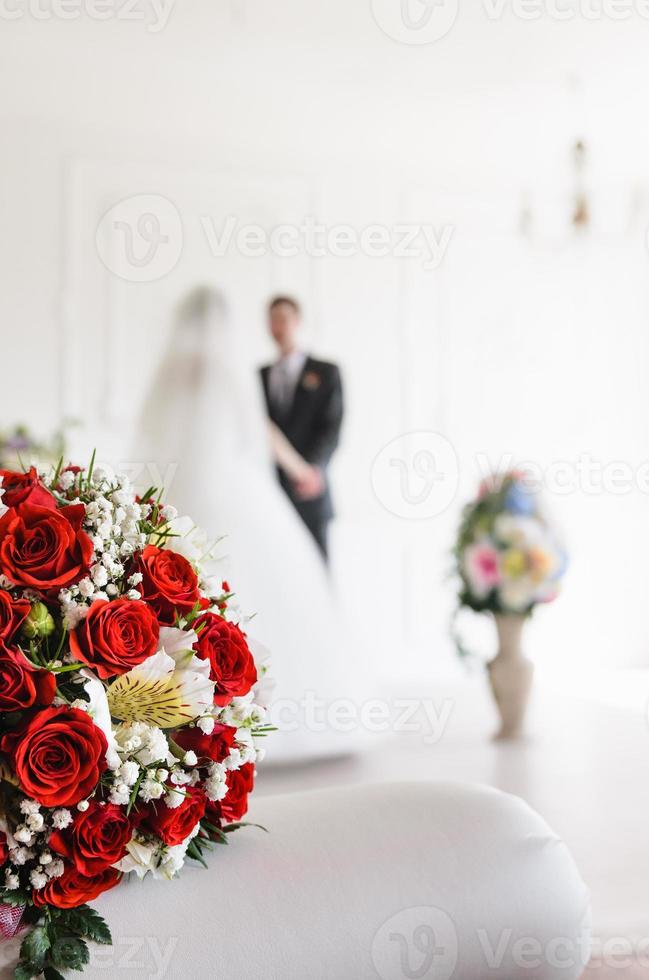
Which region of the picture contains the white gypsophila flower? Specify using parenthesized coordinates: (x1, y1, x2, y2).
(30, 870, 48, 890)
(4, 872, 19, 889)
(52, 809, 73, 830)
(115, 721, 173, 766)
(26, 813, 44, 833)
(91, 564, 109, 588)
(19, 800, 40, 816)
(183, 751, 198, 767)
(138, 779, 165, 803)
(117, 761, 140, 787)
(46, 860, 64, 879)
(13, 826, 34, 845)
(204, 763, 228, 803)
(38, 851, 52, 866)
(77, 800, 89, 812)
(128, 572, 143, 587)
(224, 749, 243, 771)
(78, 578, 95, 599)
(109, 784, 131, 807)
(197, 716, 215, 735)
(58, 471, 75, 491)
(10, 848, 31, 866)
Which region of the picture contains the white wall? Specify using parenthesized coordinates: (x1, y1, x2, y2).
(2, 0, 649, 677)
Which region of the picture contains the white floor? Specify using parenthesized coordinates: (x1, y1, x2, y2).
(255, 672, 649, 946)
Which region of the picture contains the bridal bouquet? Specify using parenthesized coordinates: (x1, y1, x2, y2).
(455, 472, 567, 615)
(0, 460, 271, 979)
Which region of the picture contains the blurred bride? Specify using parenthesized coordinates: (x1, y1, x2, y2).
(134, 287, 359, 763)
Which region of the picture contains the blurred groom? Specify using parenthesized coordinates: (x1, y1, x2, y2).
(260, 296, 343, 562)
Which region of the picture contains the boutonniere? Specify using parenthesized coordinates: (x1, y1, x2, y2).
(302, 371, 321, 391)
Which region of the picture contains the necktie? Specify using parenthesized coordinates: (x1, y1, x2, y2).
(274, 363, 292, 416)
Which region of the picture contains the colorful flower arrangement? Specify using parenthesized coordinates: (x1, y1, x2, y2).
(0, 426, 65, 472)
(455, 472, 567, 615)
(0, 459, 272, 978)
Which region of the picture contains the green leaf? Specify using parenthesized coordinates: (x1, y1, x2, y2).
(67, 906, 112, 946)
(186, 841, 208, 868)
(50, 936, 90, 971)
(0, 887, 29, 906)
(223, 821, 268, 835)
(44, 968, 66, 980)
(20, 925, 51, 971)
(14, 963, 40, 980)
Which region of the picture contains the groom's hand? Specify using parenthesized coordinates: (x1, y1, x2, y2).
(293, 466, 324, 501)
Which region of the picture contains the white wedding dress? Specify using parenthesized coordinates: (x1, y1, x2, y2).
(134, 289, 360, 762)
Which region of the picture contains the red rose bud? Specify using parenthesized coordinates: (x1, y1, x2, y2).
(174, 723, 237, 765)
(70, 598, 160, 679)
(0, 467, 55, 509)
(32, 865, 120, 910)
(0, 707, 107, 808)
(49, 802, 133, 876)
(134, 544, 202, 626)
(0, 502, 93, 594)
(0, 650, 56, 711)
(192, 613, 257, 706)
(139, 786, 206, 847)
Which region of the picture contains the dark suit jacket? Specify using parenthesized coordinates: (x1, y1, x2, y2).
(260, 356, 343, 525)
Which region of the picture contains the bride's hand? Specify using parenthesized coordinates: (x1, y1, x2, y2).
(293, 466, 324, 501)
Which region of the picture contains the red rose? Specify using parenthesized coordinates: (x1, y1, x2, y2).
(32, 866, 120, 910)
(135, 545, 201, 626)
(0, 832, 8, 867)
(0, 467, 55, 509)
(0, 707, 107, 808)
(0, 591, 31, 652)
(0, 649, 56, 711)
(70, 598, 160, 679)
(219, 764, 255, 823)
(0, 502, 93, 594)
(50, 802, 133, 875)
(193, 613, 257, 706)
(173, 723, 237, 764)
(140, 786, 206, 846)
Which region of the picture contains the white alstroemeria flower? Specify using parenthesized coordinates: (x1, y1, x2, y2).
(247, 637, 275, 710)
(158, 626, 200, 668)
(115, 838, 157, 879)
(163, 516, 208, 564)
(107, 651, 214, 729)
(81, 670, 121, 770)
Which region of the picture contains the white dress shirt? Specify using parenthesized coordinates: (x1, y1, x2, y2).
(268, 350, 307, 414)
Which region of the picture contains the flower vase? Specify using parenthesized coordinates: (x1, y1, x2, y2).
(487, 613, 533, 740)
